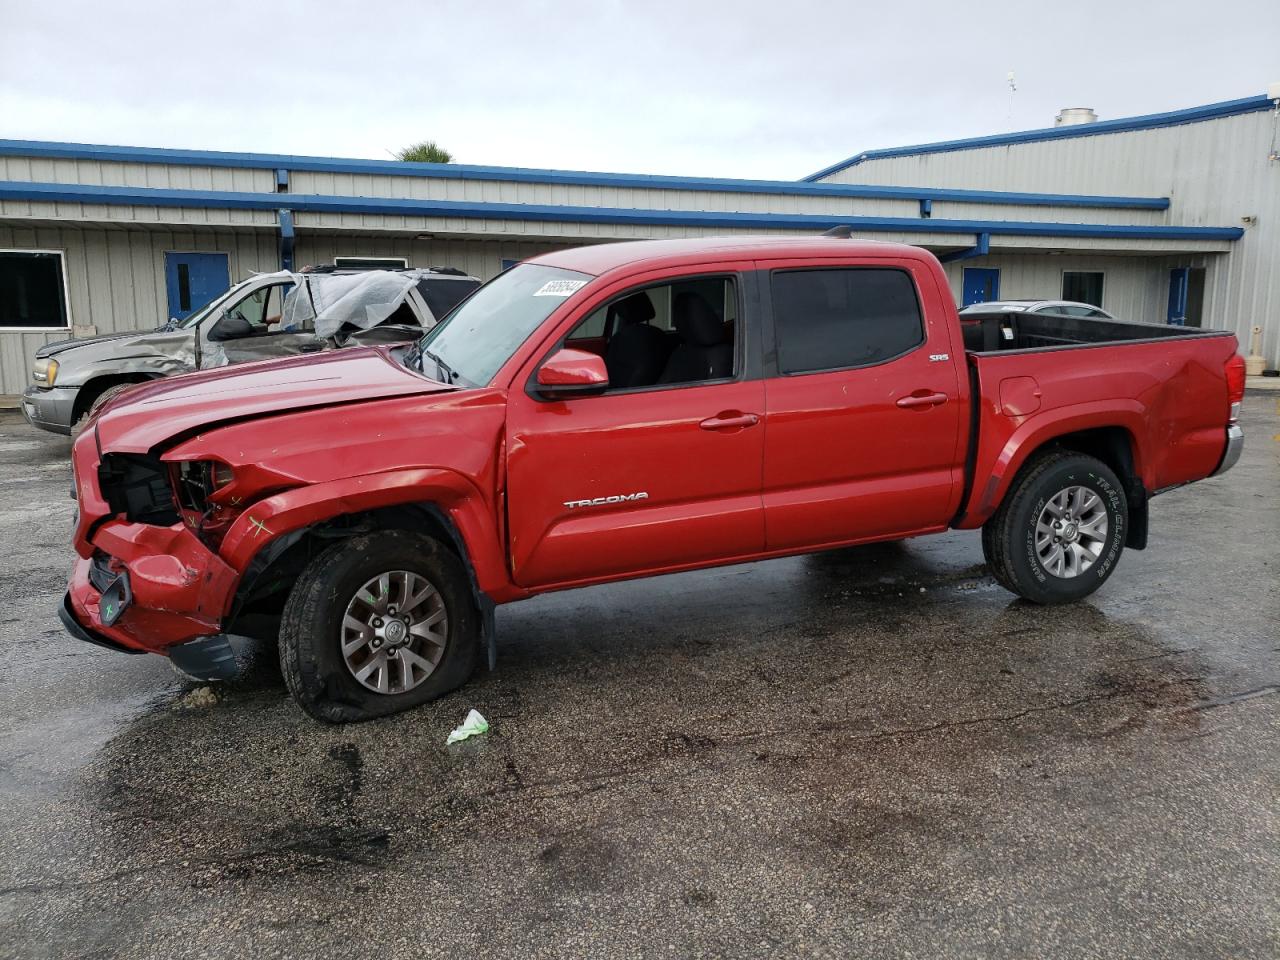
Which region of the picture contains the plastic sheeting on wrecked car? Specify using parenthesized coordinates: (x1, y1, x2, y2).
(283, 272, 423, 342)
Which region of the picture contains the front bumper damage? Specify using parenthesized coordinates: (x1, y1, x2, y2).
(62, 424, 246, 679)
(63, 520, 243, 679)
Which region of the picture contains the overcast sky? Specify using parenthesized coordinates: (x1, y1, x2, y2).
(2, 0, 1278, 180)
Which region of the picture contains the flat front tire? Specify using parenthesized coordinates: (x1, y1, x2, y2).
(279, 531, 478, 723)
(982, 451, 1128, 604)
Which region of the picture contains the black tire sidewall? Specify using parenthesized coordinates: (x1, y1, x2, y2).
(87, 383, 135, 419)
(281, 531, 478, 722)
(1006, 456, 1127, 603)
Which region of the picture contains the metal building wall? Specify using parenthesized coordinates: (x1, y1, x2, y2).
(819, 109, 1280, 360)
(0, 155, 274, 192)
(0, 197, 277, 230)
(0, 224, 277, 393)
(290, 170, 1168, 227)
(1, 151, 1172, 227)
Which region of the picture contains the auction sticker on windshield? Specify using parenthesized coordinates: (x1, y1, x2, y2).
(533, 279, 588, 297)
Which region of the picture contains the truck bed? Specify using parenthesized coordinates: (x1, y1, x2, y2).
(959, 310, 1227, 354)
(956, 310, 1239, 527)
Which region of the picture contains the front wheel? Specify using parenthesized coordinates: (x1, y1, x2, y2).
(982, 451, 1128, 604)
(279, 530, 479, 722)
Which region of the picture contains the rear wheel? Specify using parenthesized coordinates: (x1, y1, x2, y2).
(279, 530, 478, 722)
(982, 451, 1127, 604)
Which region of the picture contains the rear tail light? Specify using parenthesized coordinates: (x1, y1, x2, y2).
(1225, 354, 1245, 422)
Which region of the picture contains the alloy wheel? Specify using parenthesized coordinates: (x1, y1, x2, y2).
(1034, 485, 1109, 579)
(340, 570, 448, 694)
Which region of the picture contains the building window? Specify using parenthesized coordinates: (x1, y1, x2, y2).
(1062, 271, 1104, 308)
(0, 251, 70, 330)
(333, 257, 409, 270)
(770, 268, 924, 375)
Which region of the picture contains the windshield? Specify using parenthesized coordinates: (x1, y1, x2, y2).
(416, 263, 591, 386)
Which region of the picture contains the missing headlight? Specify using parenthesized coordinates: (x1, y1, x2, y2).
(97, 453, 179, 526)
(174, 460, 233, 514)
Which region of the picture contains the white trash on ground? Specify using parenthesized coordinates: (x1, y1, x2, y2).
(446, 709, 490, 745)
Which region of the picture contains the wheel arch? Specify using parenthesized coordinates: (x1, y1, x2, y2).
(964, 405, 1149, 549)
(226, 500, 504, 663)
(72, 373, 160, 423)
(1040, 426, 1147, 549)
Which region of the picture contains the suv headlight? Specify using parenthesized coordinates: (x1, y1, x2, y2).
(32, 358, 58, 386)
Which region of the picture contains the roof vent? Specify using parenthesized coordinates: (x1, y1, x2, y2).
(1055, 107, 1098, 126)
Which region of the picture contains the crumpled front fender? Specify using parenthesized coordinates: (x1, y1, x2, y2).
(216, 468, 512, 611)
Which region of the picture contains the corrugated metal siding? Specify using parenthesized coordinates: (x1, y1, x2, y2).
(0, 156, 274, 193)
(292, 171, 1174, 226)
(0, 225, 277, 394)
(295, 212, 821, 242)
(0, 198, 276, 228)
(295, 172, 932, 219)
(0, 152, 1169, 225)
(927, 201, 1164, 225)
(821, 110, 1280, 361)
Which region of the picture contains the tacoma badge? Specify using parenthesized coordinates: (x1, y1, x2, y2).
(563, 492, 649, 509)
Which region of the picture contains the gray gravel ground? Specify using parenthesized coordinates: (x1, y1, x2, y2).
(0, 396, 1277, 959)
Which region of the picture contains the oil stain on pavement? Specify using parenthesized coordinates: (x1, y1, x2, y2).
(0, 399, 1277, 959)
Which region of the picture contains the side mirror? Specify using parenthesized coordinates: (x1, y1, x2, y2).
(536, 348, 609, 398)
(207, 313, 255, 342)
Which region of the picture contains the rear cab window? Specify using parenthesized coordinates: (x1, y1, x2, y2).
(769, 267, 925, 374)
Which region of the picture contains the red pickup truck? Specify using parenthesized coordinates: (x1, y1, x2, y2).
(60, 237, 1246, 722)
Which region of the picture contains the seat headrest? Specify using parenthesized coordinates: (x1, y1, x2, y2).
(672, 292, 724, 347)
(608, 292, 656, 326)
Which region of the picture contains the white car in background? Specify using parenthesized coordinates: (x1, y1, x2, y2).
(959, 299, 1115, 319)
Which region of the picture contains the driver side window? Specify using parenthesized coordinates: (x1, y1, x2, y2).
(226, 285, 270, 330)
(564, 276, 738, 392)
(224, 284, 298, 336)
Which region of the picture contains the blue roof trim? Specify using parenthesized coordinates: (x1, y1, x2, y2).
(0, 138, 1168, 211)
(803, 93, 1276, 181)
(0, 180, 1243, 241)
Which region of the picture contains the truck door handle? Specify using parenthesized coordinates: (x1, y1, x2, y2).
(700, 412, 759, 431)
(896, 392, 948, 409)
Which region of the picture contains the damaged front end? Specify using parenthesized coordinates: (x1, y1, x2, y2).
(58, 345, 470, 681)
(63, 439, 279, 680)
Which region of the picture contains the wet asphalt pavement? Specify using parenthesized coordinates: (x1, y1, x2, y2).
(0, 397, 1277, 960)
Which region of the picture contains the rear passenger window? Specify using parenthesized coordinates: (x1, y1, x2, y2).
(771, 268, 924, 374)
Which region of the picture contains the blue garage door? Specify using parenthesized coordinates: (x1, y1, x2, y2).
(962, 268, 1000, 307)
(164, 252, 230, 321)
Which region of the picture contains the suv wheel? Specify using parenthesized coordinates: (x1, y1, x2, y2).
(982, 451, 1128, 604)
(279, 531, 478, 722)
